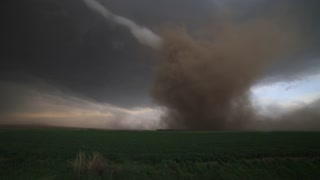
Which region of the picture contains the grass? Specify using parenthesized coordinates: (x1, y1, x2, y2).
(70, 152, 107, 178)
(87, 152, 108, 176)
(0, 128, 320, 179)
(71, 152, 88, 177)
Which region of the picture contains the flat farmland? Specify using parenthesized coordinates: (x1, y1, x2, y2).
(0, 128, 320, 179)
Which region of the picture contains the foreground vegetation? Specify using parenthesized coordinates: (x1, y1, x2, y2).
(0, 128, 320, 179)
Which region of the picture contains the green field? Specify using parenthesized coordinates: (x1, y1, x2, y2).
(0, 128, 320, 179)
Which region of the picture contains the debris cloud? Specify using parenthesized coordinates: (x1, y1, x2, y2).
(152, 15, 300, 130)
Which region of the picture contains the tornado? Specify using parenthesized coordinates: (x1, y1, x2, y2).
(151, 16, 300, 130)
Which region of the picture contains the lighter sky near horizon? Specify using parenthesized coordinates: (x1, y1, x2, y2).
(252, 73, 320, 116)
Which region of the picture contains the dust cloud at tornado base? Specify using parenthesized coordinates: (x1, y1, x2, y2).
(151, 15, 304, 130)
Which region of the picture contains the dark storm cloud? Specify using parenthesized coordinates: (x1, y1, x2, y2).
(261, 0, 320, 82)
(2, 0, 150, 107)
(1, 0, 320, 110)
(215, 0, 320, 82)
(1, 0, 216, 107)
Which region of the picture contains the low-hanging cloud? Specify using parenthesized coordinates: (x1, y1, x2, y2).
(0, 82, 162, 129)
(256, 98, 320, 131)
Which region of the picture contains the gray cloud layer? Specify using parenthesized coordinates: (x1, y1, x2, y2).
(1, 0, 320, 129)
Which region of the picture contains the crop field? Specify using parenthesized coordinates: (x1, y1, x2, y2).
(0, 128, 320, 179)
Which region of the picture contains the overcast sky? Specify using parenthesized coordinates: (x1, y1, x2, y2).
(1, 0, 320, 129)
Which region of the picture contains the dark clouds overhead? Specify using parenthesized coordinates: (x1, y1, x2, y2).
(1, 0, 320, 108)
(1, 0, 217, 107)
